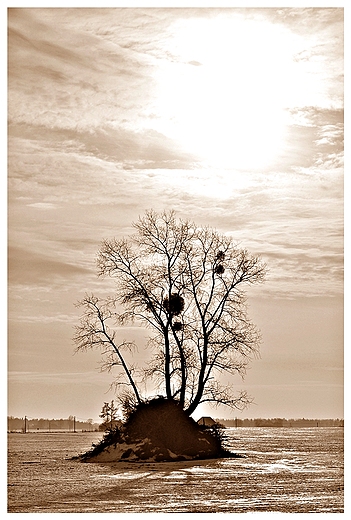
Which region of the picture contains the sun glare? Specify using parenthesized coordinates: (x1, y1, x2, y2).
(152, 13, 299, 172)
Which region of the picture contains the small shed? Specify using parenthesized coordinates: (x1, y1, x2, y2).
(197, 416, 216, 427)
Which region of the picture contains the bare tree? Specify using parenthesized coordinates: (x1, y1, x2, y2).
(99, 400, 119, 430)
(74, 210, 266, 416)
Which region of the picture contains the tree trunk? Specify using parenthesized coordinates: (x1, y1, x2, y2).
(185, 335, 208, 415)
(164, 329, 173, 400)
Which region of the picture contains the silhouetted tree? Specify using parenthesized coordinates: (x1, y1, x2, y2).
(74, 210, 266, 416)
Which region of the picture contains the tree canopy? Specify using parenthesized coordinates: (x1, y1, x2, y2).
(74, 210, 266, 416)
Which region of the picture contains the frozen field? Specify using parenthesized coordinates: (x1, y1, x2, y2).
(7, 426, 343, 513)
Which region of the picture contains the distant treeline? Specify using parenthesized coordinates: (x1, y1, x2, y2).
(8, 416, 344, 432)
(217, 418, 344, 428)
(7, 416, 100, 432)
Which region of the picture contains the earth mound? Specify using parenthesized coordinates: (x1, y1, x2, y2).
(79, 398, 236, 463)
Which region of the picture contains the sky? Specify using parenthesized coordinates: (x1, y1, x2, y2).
(7, 4, 344, 423)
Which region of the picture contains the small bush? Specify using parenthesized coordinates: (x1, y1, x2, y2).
(79, 425, 122, 460)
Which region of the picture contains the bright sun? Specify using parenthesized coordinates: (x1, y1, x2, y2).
(151, 13, 298, 172)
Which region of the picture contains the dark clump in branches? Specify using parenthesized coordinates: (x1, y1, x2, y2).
(173, 321, 183, 332)
(214, 264, 225, 275)
(162, 293, 185, 316)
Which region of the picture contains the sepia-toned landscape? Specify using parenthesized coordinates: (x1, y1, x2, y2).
(7, 6, 344, 514)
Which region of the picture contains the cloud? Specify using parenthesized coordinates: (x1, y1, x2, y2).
(9, 9, 157, 134)
(27, 202, 56, 210)
(268, 107, 344, 173)
(8, 370, 107, 385)
(63, 125, 197, 169)
(8, 245, 91, 287)
(9, 121, 198, 172)
(265, 8, 343, 46)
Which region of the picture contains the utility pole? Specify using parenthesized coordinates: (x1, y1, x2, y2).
(24, 416, 27, 434)
(73, 416, 76, 433)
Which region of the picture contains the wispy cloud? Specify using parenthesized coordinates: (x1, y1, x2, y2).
(26, 202, 57, 210)
(8, 370, 107, 385)
(8, 245, 92, 286)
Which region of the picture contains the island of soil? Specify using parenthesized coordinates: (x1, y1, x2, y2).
(78, 398, 240, 463)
